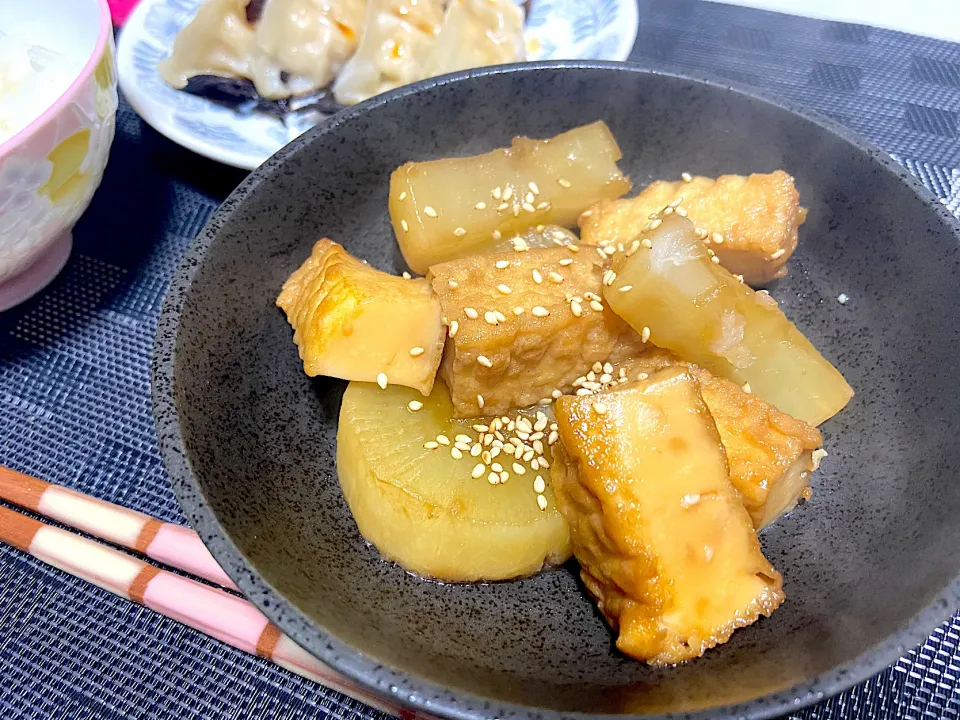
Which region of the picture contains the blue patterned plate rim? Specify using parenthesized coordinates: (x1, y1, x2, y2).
(117, 0, 640, 169)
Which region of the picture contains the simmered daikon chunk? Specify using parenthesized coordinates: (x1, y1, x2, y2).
(552, 367, 785, 664)
(428, 247, 647, 417)
(390, 121, 631, 273)
(603, 215, 853, 425)
(612, 350, 822, 528)
(338, 380, 571, 581)
(277, 239, 445, 395)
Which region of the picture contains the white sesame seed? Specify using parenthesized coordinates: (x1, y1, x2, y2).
(532, 269, 543, 284)
(409, 347, 425, 357)
(423, 206, 438, 218)
(837, 293, 849, 304)
(477, 394, 485, 408)
(473, 424, 489, 432)
(558, 178, 571, 188)
(455, 441, 471, 452)
(491, 462, 503, 473)
(619, 285, 633, 293)
(475, 201, 487, 210)
(477, 355, 492, 368)
(548, 431, 558, 445)
(536, 202, 551, 210)
(492, 230, 502, 241)
(451, 447, 463, 460)
(771, 248, 786, 259)
(669, 197, 684, 208)
(641, 238, 653, 249)
(742, 382, 752, 394)
(495, 260, 510, 270)
(497, 202, 509, 212)
(447, 279, 459, 290)
(493, 186, 502, 199)
(525, 192, 535, 205)
(548, 272, 563, 283)
(398, 191, 408, 201)
(676, 207, 688, 217)
(681, 172, 693, 182)
(604, 270, 617, 287)
(408, 400, 423, 411)
(449, 320, 459, 338)
(402, 271, 412, 280)
(513, 306, 525, 316)
(711, 256, 721, 264)
(424, 441, 439, 449)
(626, 240, 640, 257)
(436, 434, 450, 445)
(567, 245, 579, 253)
(680, 493, 700, 508)
(712, 232, 724, 245)
(512, 462, 526, 476)
(377, 372, 388, 389)
(537, 494, 548, 511)
(641, 326, 651, 343)
(513, 205, 521, 217)
(488, 472, 500, 485)
(454, 227, 467, 236)
(551, 389, 562, 399)
(499, 471, 509, 483)
(464, 307, 479, 319)
(498, 284, 512, 295)
(637, 372, 649, 381)
(455, 434, 472, 444)
(484, 311, 499, 325)
(596, 247, 609, 260)
(532, 306, 549, 317)
(592, 402, 608, 415)
(590, 300, 604, 312)
(528, 181, 540, 194)
(647, 218, 663, 230)
(503, 187, 513, 201)
(471, 443, 482, 457)
(513, 238, 529, 252)
(472, 463, 485, 478)
(523, 203, 536, 213)
(533, 476, 546, 494)
(663, 207, 674, 216)
(603, 362, 613, 374)
(559, 258, 573, 266)
(571, 301, 583, 317)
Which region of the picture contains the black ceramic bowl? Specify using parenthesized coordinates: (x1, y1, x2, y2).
(153, 62, 960, 720)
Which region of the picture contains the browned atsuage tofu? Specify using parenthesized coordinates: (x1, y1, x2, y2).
(552, 367, 785, 665)
(579, 171, 807, 285)
(611, 350, 823, 529)
(428, 248, 647, 417)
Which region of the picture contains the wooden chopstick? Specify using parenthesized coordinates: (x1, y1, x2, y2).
(0, 470, 419, 719)
(0, 465, 237, 590)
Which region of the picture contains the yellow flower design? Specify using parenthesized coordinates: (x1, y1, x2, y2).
(94, 44, 114, 90)
(94, 43, 117, 120)
(39, 129, 91, 205)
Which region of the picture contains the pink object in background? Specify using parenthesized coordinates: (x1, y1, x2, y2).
(108, 0, 141, 25)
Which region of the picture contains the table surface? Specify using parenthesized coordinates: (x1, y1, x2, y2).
(2, 1, 960, 718)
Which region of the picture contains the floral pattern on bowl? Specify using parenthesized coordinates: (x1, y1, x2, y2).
(0, 35, 118, 290)
(117, 0, 639, 170)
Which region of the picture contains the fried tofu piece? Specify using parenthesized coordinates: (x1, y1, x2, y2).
(552, 368, 785, 665)
(579, 171, 806, 285)
(611, 350, 823, 529)
(277, 239, 445, 395)
(427, 248, 647, 417)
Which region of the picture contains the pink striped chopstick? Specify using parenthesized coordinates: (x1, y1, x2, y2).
(0, 466, 237, 591)
(0, 467, 425, 719)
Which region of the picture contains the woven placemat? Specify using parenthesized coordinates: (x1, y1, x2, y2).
(2, 1, 959, 717)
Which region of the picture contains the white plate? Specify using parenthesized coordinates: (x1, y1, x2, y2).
(117, 0, 639, 170)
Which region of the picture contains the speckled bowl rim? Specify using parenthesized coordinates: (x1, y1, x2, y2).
(153, 60, 960, 720)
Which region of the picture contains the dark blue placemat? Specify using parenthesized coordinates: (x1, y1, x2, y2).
(1, 1, 959, 717)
